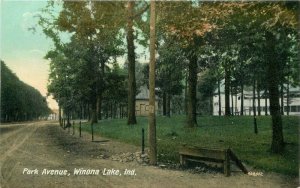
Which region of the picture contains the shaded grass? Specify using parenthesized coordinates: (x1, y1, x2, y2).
(79, 115, 298, 176)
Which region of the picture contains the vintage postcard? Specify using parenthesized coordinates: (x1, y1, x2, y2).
(1, 1, 299, 187)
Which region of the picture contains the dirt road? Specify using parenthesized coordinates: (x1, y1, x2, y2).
(0, 121, 297, 188)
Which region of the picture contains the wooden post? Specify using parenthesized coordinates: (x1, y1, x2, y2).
(180, 155, 186, 166)
(79, 121, 81, 137)
(224, 149, 230, 177)
(229, 149, 248, 174)
(254, 116, 258, 134)
(148, 0, 157, 165)
(142, 128, 145, 154)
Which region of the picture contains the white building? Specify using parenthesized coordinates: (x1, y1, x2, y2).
(212, 82, 300, 116)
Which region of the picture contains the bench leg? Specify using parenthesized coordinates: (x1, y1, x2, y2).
(224, 150, 230, 177)
(180, 155, 186, 166)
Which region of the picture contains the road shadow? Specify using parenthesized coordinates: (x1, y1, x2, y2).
(92, 140, 110, 143)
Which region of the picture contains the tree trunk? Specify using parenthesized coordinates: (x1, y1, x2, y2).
(87, 104, 91, 121)
(252, 79, 258, 134)
(119, 103, 122, 119)
(98, 61, 105, 120)
(231, 85, 234, 115)
(186, 52, 198, 127)
(80, 103, 83, 120)
(67, 112, 71, 127)
(105, 103, 109, 119)
(148, 1, 157, 165)
(218, 79, 221, 116)
(91, 101, 98, 124)
(98, 95, 102, 120)
(126, 1, 137, 125)
(252, 79, 256, 117)
(163, 91, 167, 116)
(265, 89, 268, 116)
(166, 93, 171, 117)
(235, 93, 237, 115)
(90, 79, 98, 124)
(58, 104, 62, 126)
(224, 64, 231, 116)
(287, 79, 290, 116)
(210, 95, 213, 116)
(110, 102, 113, 119)
(83, 104, 86, 120)
(241, 83, 244, 116)
(280, 84, 284, 115)
(97, 96, 101, 120)
(266, 32, 284, 154)
(114, 102, 117, 119)
(185, 69, 188, 115)
(257, 85, 261, 116)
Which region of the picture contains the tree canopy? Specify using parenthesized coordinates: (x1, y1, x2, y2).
(37, 1, 299, 154)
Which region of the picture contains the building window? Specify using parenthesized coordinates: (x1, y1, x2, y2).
(284, 106, 289, 112)
(291, 106, 297, 112)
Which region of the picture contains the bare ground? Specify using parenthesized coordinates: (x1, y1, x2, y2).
(0, 121, 298, 188)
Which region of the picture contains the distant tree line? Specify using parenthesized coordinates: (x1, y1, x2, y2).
(1, 61, 51, 122)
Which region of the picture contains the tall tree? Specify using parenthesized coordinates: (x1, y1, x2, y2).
(39, 1, 125, 124)
(247, 2, 298, 153)
(157, 1, 227, 127)
(186, 46, 198, 127)
(156, 39, 185, 117)
(126, 1, 137, 125)
(265, 31, 284, 153)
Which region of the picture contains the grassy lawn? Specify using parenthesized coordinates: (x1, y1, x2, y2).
(79, 115, 298, 176)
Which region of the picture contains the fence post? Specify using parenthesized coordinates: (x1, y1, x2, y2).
(142, 128, 145, 154)
(224, 149, 231, 177)
(254, 116, 258, 134)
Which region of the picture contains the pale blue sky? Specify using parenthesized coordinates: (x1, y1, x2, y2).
(1, 0, 149, 110)
(1, 0, 59, 109)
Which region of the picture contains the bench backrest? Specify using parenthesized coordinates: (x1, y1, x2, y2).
(179, 146, 228, 161)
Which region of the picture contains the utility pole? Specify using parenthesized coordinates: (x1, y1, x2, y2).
(148, 0, 157, 165)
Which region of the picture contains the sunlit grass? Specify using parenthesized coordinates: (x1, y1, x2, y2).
(79, 115, 298, 176)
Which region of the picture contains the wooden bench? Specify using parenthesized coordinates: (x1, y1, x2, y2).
(179, 146, 248, 177)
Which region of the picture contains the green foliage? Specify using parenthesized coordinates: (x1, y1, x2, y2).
(198, 69, 217, 98)
(81, 115, 298, 176)
(1, 61, 51, 122)
(103, 65, 127, 104)
(156, 39, 185, 96)
(39, 1, 151, 123)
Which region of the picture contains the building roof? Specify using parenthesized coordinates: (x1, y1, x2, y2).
(213, 80, 300, 97)
(136, 85, 159, 100)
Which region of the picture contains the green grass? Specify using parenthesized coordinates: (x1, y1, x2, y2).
(79, 115, 298, 176)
